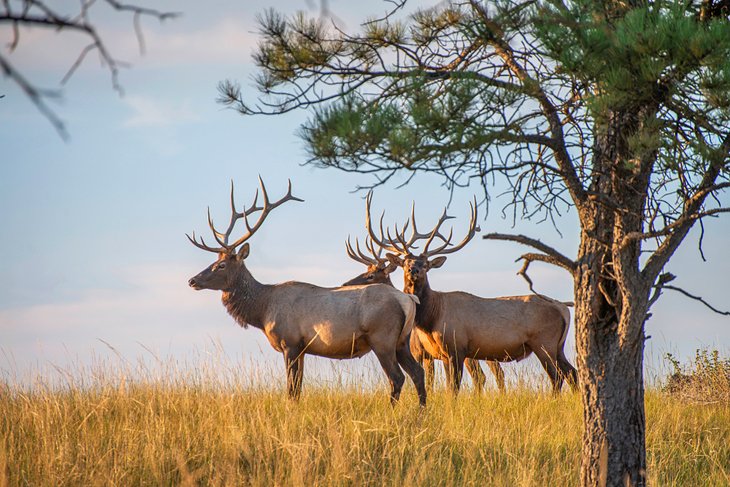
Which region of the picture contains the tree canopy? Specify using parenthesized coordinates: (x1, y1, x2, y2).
(224, 1, 730, 484)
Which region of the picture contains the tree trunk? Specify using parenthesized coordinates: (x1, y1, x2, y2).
(575, 107, 654, 486)
(575, 256, 648, 486)
(574, 197, 650, 487)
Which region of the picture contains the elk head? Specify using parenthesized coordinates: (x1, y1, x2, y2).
(342, 236, 398, 286)
(187, 178, 303, 291)
(364, 191, 479, 294)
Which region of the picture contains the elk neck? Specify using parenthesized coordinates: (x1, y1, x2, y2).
(408, 277, 442, 333)
(221, 265, 272, 330)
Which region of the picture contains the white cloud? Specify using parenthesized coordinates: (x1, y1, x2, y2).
(4, 18, 258, 73)
(130, 19, 258, 67)
(122, 95, 199, 127)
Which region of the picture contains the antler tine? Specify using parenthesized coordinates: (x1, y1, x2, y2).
(364, 236, 383, 260)
(356, 237, 382, 264)
(397, 200, 451, 253)
(410, 201, 419, 237)
(420, 207, 455, 255)
(226, 177, 304, 250)
(391, 222, 412, 254)
(364, 191, 401, 254)
(258, 175, 270, 207)
(209, 181, 247, 249)
(206, 207, 229, 248)
(422, 226, 455, 256)
(422, 196, 480, 257)
(345, 236, 377, 266)
(244, 185, 262, 217)
(186, 231, 224, 253)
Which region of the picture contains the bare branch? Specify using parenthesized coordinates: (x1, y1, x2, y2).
(0, 52, 68, 139)
(647, 272, 676, 310)
(468, 0, 586, 208)
(623, 207, 730, 245)
(642, 131, 730, 281)
(662, 285, 730, 316)
(483, 232, 576, 274)
(0, 0, 178, 139)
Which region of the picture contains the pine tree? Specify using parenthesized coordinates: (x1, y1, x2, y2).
(220, 1, 730, 484)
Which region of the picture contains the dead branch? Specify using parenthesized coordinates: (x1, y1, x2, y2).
(0, 0, 178, 139)
(483, 232, 577, 273)
(662, 285, 730, 316)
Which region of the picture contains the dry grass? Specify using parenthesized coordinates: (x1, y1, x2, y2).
(1, 352, 729, 486)
(664, 349, 730, 404)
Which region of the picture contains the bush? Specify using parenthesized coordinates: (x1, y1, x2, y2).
(664, 349, 730, 403)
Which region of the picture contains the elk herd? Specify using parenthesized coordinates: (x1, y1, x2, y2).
(188, 178, 577, 407)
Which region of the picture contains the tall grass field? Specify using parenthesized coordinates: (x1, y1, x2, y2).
(2, 350, 729, 486)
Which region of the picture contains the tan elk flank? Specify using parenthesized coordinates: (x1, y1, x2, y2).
(342, 235, 505, 392)
(187, 179, 426, 406)
(366, 192, 578, 394)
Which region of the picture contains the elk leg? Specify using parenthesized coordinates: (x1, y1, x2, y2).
(533, 347, 563, 394)
(465, 359, 486, 394)
(396, 341, 427, 407)
(445, 354, 464, 395)
(283, 347, 305, 400)
(557, 350, 578, 392)
(486, 360, 506, 392)
(411, 334, 435, 392)
(372, 348, 406, 406)
(423, 355, 435, 392)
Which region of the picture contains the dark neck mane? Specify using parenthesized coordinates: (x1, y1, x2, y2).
(411, 277, 442, 332)
(221, 267, 271, 330)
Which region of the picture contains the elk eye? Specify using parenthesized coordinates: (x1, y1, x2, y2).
(217, 262, 226, 270)
(366, 275, 374, 281)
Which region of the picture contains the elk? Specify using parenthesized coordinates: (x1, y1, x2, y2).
(342, 235, 506, 393)
(187, 179, 426, 406)
(365, 192, 578, 394)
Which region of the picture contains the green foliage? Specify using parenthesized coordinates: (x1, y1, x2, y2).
(301, 77, 501, 169)
(254, 9, 339, 90)
(230, 0, 730, 226)
(535, 0, 730, 114)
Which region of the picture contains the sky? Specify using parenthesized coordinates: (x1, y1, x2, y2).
(2, 0, 729, 389)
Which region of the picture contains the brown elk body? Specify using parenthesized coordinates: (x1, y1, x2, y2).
(367, 193, 578, 394)
(343, 236, 505, 392)
(188, 179, 426, 405)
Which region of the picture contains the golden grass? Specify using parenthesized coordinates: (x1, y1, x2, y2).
(1, 357, 729, 486)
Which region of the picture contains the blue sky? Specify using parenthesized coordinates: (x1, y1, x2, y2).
(2, 0, 728, 387)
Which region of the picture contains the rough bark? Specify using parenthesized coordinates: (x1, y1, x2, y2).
(574, 236, 648, 487)
(574, 107, 655, 486)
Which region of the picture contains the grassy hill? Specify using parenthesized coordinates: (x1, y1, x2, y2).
(2, 353, 729, 486)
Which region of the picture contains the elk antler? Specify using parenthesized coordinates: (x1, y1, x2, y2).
(364, 190, 450, 255)
(419, 196, 480, 258)
(187, 177, 303, 253)
(345, 236, 385, 266)
(364, 190, 480, 258)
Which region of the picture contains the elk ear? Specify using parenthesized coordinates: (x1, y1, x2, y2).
(236, 243, 250, 261)
(385, 253, 404, 267)
(383, 260, 399, 274)
(428, 256, 447, 269)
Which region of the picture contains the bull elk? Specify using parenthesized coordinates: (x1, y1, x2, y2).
(342, 235, 506, 393)
(187, 179, 426, 406)
(365, 192, 578, 394)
